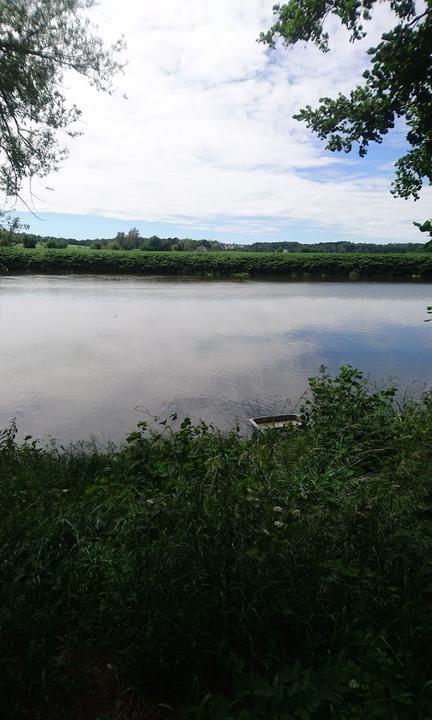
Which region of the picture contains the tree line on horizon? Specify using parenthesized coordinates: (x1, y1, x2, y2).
(1, 225, 431, 254)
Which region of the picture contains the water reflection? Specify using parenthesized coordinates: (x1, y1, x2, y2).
(0, 275, 431, 442)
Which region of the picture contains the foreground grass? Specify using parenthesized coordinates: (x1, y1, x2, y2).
(2, 367, 432, 719)
(1, 245, 432, 279)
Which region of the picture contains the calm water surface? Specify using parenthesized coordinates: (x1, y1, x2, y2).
(1, 275, 431, 443)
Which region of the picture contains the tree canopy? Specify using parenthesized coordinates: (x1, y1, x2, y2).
(260, 0, 432, 231)
(0, 0, 124, 204)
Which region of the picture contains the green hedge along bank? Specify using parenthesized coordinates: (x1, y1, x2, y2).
(1, 245, 432, 280)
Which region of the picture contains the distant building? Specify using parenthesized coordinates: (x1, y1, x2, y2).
(223, 243, 237, 250)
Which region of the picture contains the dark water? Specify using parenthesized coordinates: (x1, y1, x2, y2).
(1, 275, 431, 443)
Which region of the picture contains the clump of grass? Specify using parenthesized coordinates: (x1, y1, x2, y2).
(1, 367, 432, 719)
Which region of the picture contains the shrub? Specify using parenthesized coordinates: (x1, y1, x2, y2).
(46, 238, 68, 249)
(1, 369, 432, 717)
(2, 247, 432, 278)
(22, 237, 37, 248)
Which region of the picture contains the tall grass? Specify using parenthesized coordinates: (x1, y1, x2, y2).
(1, 368, 432, 718)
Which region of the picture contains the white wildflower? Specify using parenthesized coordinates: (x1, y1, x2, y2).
(274, 520, 285, 528)
(146, 499, 154, 506)
(273, 506, 283, 513)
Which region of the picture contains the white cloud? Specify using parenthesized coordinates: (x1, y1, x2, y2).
(18, 0, 430, 241)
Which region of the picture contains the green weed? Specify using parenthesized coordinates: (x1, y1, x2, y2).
(1, 369, 432, 718)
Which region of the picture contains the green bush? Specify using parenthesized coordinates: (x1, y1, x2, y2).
(45, 238, 68, 249)
(2, 245, 432, 279)
(22, 237, 37, 248)
(1, 368, 432, 718)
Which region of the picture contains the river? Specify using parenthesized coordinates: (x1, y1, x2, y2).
(1, 275, 431, 443)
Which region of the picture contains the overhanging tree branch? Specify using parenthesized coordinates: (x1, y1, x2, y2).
(261, 0, 432, 235)
(0, 0, 124, 214)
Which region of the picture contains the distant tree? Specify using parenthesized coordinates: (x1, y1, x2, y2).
(261, 1, 432, 235)
(91, 240, 103, 249)
(182, 239, 197, 252)
(22, 237, 37, 248)
(114, 228, 141, 250)
(148, 236, 163, 250)
(208, 240, 223, 251)
(125, 227, 141, 249)
(0, 0, 124, 207)
(172, 239, 186, 251)
(46, 238, 67, 249)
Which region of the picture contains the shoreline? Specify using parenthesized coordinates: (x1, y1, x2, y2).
(1, 246, 432, 281)
(2, 370, 432, 718)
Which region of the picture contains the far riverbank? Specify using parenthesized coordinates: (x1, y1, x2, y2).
(2, 245, 432, 280)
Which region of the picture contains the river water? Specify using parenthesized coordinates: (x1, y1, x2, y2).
(1, 275, 431, 443)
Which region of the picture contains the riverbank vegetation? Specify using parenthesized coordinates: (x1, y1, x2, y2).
(1, 245, 432, 280)
(2, 367, 432, 719)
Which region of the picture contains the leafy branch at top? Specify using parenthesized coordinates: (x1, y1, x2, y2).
(0, 0, 125, 204)
(260, 1, 432, 234)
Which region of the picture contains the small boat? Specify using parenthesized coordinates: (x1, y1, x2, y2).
(248, 413, 302, 432)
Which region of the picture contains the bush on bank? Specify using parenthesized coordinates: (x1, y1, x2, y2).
(2, 245, 432, 279)
(1, 367, 432, 719)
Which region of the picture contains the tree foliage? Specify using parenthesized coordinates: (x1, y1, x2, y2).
(260, 1, 432, 230)
(0, 0, 124, 202)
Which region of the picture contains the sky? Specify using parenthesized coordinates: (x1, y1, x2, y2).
(13, 0, 431, 243)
